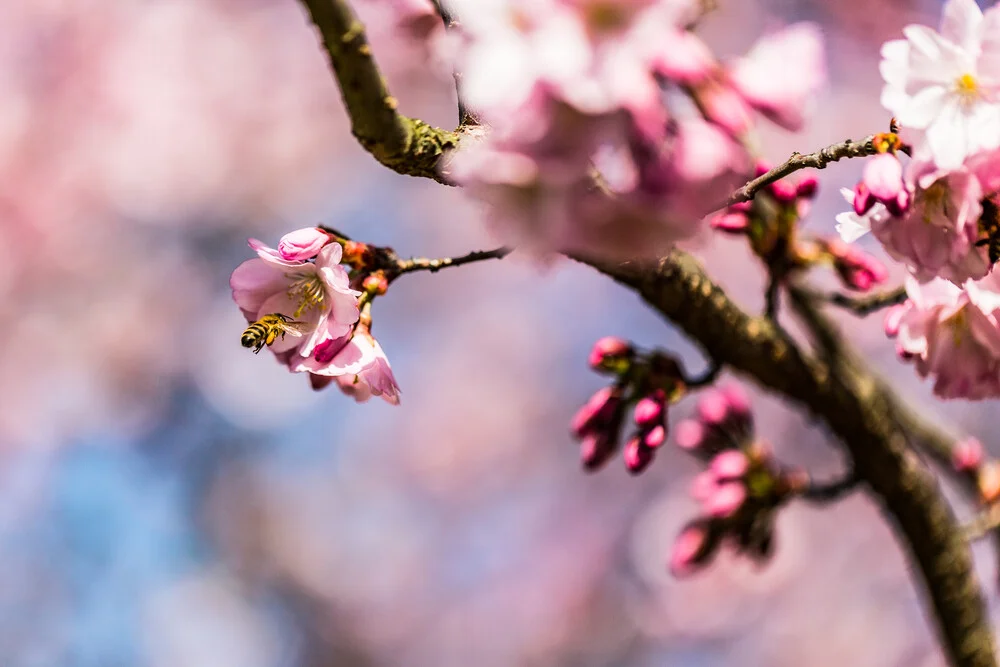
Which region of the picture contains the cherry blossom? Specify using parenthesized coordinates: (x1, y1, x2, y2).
(880, 0, 1000, 169)
(888, 274, 1000, 399)
(230, 235, 361, 364)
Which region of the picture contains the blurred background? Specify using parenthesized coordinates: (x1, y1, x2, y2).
(0, 0, 995, 665)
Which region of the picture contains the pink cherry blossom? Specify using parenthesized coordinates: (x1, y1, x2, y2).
(880, 0, 1000, 169)
(889, 274, 1000, 399)
(230, 240, 361, 363)
(728, 23, 826, 131)
(294, 324, 400, 405)
(836, 162, 989, 284)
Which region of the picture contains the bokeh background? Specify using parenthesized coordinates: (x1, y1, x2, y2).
(1, 0, 995, 665)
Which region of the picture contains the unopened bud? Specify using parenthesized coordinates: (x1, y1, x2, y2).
(571, 386, 620, 438)
(634, 393, 665, 427)
(754, 160, 772, 178)
(363, 272, 389, 296)
(768, 179, 798, 204)
(710, 450, 750, 481)
(588, 336, 633, 373)
(690, 470, 718, 502)
(704, 482, 747, 518)
(623, 437, 654, 475)
(341, 240, 372, 267)
(674, 419, 705, 451)
(853, 182, 874, 216)
(953, 437, 984, 473)
(581, 432, 616, 471)
(796, 175, 819, 199)
(278, 227, 332, 261)
(669, 521, 717, 577)
(711, 211, 750, 234)
(644, 424, 666, 449)
(697, 390, 728, 425)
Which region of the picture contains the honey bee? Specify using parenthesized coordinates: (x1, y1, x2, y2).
(976, 197, 1000, 264)
(241, 313, 308, 354)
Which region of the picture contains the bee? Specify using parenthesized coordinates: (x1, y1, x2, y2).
(976, 197, 1000, 264)
(241, 313, 308, 354)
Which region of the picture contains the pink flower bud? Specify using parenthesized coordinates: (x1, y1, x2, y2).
(829, 240, 888, 292)
(863, 153, 905, 202)
(362, 272, 389, 296)
(953, 437, 984, 473)
(669, 522, 713, 577)
(710, 211, 750, 234)
(796, 175, 819, 199)
(277, 227, 331, 261)
(768, 179, 798, 204)
(704, 482, 747, 518)
(570, 387, 619, 438)
(690, 470, 719, 502)
(884, 304, 906, 338)
(634, 395, 665, 427)
(754, 160, 772, 178)
(675, 419, 705, 450)
(624, 437, 654, 475)
(581, 432, 616, 471)
(729, 201, 753, 213)
(852, 182, 874, 216)
(710, 450, 750, 480)
(718, 384, 751, 420)
(697, 390, 728, 425)
(699, 82, 754, 136)
(588, 336, 633, 371)
(644, 424, 666, 449)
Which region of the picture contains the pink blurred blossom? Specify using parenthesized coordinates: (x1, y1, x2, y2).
(888, 274, 1000, 398)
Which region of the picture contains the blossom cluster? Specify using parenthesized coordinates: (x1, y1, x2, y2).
(448, 0, 825, 260)
(835, 0, 1000, 399)
(230, 227, 400, 405)
(669, 386, 798, 576)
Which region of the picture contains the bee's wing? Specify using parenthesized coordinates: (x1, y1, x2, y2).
(280, 320, 310, 337)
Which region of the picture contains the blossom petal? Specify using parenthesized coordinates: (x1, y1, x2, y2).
(230, 259, 288, 319)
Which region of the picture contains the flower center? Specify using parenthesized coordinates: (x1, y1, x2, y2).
(946, 308, 967, 347)
(585, 2, 632, 33)
(286, 272, 325, 318)
(919, 181, 952, 225)
(955, 73, 980, 105)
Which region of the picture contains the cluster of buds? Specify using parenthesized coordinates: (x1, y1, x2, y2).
(572, 337, 683, 474)
(669, 386, 802, 577)
(710, 163, 820, 244)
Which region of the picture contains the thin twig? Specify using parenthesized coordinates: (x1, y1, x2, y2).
(826, 286, 908, 316)
(764, 276, 782, 319)
(727, 136, 878, 207)
(393, 246, 511, 276)
(685, 361, 722, 388)
(428, 0, 478, 126)
(798, 471, 861, 503)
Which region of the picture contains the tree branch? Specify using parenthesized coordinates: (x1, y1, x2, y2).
(585, 252, 995, 667)
(727, 136, 878, 207)
(293, 6, 997, 665)
(298, 0, 461, 183)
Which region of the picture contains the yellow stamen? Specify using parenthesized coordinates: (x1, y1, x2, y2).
(946, 309, 967, 347)
(585, 2, 630, 32)
(286, 272, 325, 318)
(956, 73, 980, 105)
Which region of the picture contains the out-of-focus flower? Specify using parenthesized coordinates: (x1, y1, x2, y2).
(230, 238, 361, 362)
(880, 0, 1000, 169)
(826, 239, 889, 292)
(887, 274, 1000, 398)
(728, 23, 826, 131)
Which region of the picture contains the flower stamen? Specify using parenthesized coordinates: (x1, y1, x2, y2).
(286, 272, 326, 318)
(956, 73, 980, 106)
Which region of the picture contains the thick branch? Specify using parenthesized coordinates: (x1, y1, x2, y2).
(727, 136, 878, 207)
(586, 252, 995, 667)
(298, 0, 460, 182)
